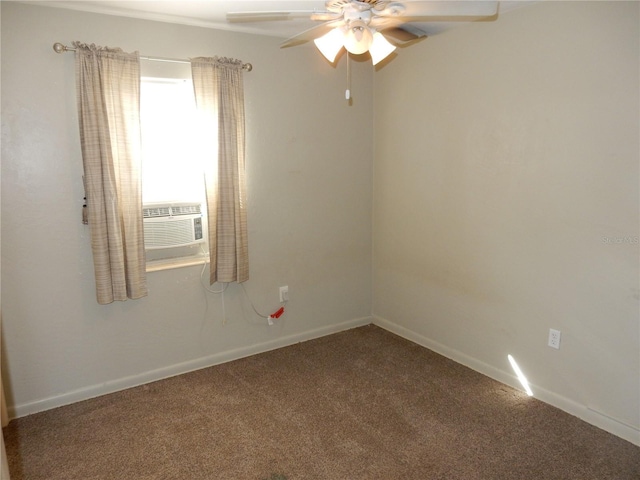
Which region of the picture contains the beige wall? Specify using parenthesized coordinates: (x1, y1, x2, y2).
(2, 0, 638, 447)
(1, 2, 373, 416)
(373, 1, 639, 444)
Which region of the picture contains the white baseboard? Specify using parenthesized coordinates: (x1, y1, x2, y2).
(9, 316, 372, 420)
(373, 315, 640, 447)
(10, 315, 639, 447)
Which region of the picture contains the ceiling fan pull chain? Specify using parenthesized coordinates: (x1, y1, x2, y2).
(346, 52, 351, 101)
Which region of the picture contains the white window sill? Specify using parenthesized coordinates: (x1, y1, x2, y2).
(146, 255, 209, 273)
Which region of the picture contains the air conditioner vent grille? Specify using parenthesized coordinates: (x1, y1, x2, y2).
(171, 204, 201, 216)
(143, 206, 171, 218)
(143, 204, 201, 218)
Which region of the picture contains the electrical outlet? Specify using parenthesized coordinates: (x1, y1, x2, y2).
(279, 286, 289, 303)
(548, 329, 561, 349)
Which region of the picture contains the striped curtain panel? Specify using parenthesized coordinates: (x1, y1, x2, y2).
(191, 57, 249, 284)
(0, 378, 7, 428)
(74, 42, 147, 304)
(1, 314, 8, 429)
(1, 316, 8, 478)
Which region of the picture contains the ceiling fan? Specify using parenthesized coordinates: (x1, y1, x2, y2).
(228, 1, 499, 65)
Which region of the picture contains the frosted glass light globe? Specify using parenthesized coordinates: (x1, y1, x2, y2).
(343, 21, 373, 55)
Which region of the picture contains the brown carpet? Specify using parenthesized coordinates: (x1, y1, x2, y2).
(3, 325, 639, 479)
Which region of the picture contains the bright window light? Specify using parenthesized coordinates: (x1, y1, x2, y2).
(140, 77, 208, 262)
(508, 354, 533, 396)
(140, 77, 206, 205)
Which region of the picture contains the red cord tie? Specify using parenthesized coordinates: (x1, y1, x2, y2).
(269, 307, 285, 319)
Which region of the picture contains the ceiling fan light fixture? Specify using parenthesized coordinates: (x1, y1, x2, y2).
(343, 20, 373, 55)
(369, 32, 396, 65)
(314, 27, 344, 63)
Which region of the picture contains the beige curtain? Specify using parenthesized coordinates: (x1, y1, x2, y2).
(1, 372, 8, 480)
(1, 425, 9, 480)
(74, 42, 147, 304)
(191, 57, 249, 284)
(1, 314, 10, 480)
(1, 314, 8, 428)
(0, 377, 7, 428)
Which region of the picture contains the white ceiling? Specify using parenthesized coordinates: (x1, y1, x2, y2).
(26, 0, 534, 42)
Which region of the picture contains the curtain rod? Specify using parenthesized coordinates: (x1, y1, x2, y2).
(52, 42, 253, 71)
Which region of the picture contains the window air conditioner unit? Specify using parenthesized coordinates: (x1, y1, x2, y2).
(142, 202, 205, 249)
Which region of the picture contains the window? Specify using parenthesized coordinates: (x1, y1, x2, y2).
(140, 77, 208, 266)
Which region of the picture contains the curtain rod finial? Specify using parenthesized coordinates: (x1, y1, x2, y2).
(53, 42, 67, 54)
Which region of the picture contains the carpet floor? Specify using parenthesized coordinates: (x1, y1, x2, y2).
(3, 325, 639, 479)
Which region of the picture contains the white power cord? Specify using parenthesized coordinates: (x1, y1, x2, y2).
(198, 252, 286, 324)
(240, 282, 287, 320)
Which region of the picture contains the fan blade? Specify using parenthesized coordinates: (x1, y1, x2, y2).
(310, 12, 342, 22)
(398, 1, 499, 17)
(370, 8, 498, 32)
(380, 25, 428, 45)
(375, 1, 406, 16)
(352, 0, 376, 12)
(227, 10, 330, 23)
(280, 20, 345, 49)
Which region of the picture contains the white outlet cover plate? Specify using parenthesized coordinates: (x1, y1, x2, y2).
(279, 286, 288, 303)
(548, 328, 561, 349)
